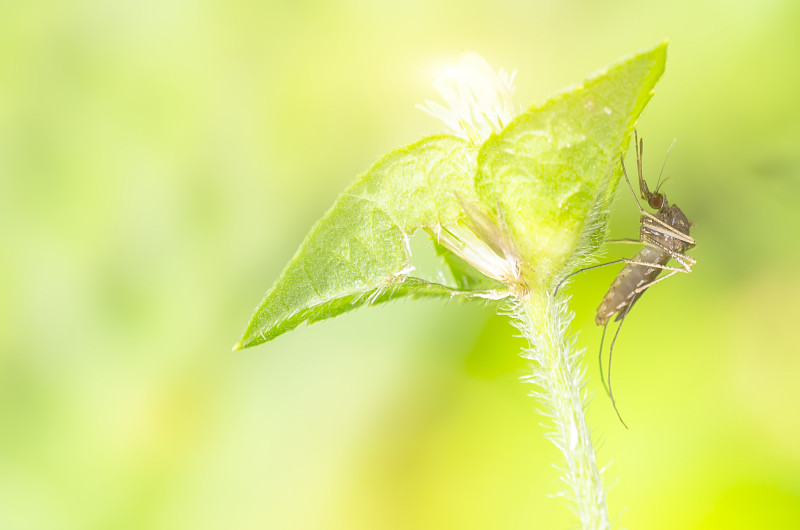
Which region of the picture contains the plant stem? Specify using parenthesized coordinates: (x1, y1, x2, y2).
(513, 291, 609, 530)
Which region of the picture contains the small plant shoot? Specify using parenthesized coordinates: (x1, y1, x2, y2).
(236, 43, 670, 529)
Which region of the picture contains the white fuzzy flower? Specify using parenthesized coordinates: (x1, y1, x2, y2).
(431, 194, 524, 294)
(418, 52, 518, 145)
(420, 54, 523, 291)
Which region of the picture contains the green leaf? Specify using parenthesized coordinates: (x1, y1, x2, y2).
(236, 42, 668, 349)
(235, 135, 480, 349)
(476, 42, 667, 286)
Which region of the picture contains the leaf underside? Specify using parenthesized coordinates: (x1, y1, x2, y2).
(235, 42, 667, 349)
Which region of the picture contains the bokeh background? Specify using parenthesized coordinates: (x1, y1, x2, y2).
(2, 0, 798, 528)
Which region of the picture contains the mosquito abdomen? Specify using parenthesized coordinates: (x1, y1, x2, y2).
(595, 246, 670, 325)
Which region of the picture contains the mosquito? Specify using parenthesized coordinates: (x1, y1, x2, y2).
(556, 132, 696, 427)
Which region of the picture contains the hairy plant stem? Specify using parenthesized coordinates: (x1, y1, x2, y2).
(513, 291, 609, 530)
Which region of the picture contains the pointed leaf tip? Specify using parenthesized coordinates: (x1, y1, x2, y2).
(235, 135, 481, 348)
(474, 41, 668, 284)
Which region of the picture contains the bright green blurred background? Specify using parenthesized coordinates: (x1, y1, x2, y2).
(1, 1, 798, 528)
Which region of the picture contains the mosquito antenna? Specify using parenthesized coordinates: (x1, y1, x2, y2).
(654, 137, 677, 193)
(598, 321, 610, 397)
(607, 303, 633, 429)
(654, 177, 672, 194)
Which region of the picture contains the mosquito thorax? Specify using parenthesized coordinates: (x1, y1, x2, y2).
(665, 205, 691, 236)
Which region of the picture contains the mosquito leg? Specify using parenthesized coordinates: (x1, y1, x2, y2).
(643, 217, 696, 245)
(607, 306, 631, 429)
(554, 255, 690, 298)
(598, 321, 610, 397)
(620, 154, 645, 211)
(637, 131, 644, 190)
(668, 252, 695, 272)
(632, 270, 681, 294)
(620, 259, 689, 274)
(656, 246, 695, 271)
(605, 238, 642, 245)
(552, 259, 627, 297)
(629, 250, 696, 295)
(672, 252, 696, 266)
(638, 238, 696, 267)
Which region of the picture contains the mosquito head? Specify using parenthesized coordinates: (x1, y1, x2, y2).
(635, 131, 674, 212)
(638, 168, 668, 210)
(647, 191, 666, 210)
